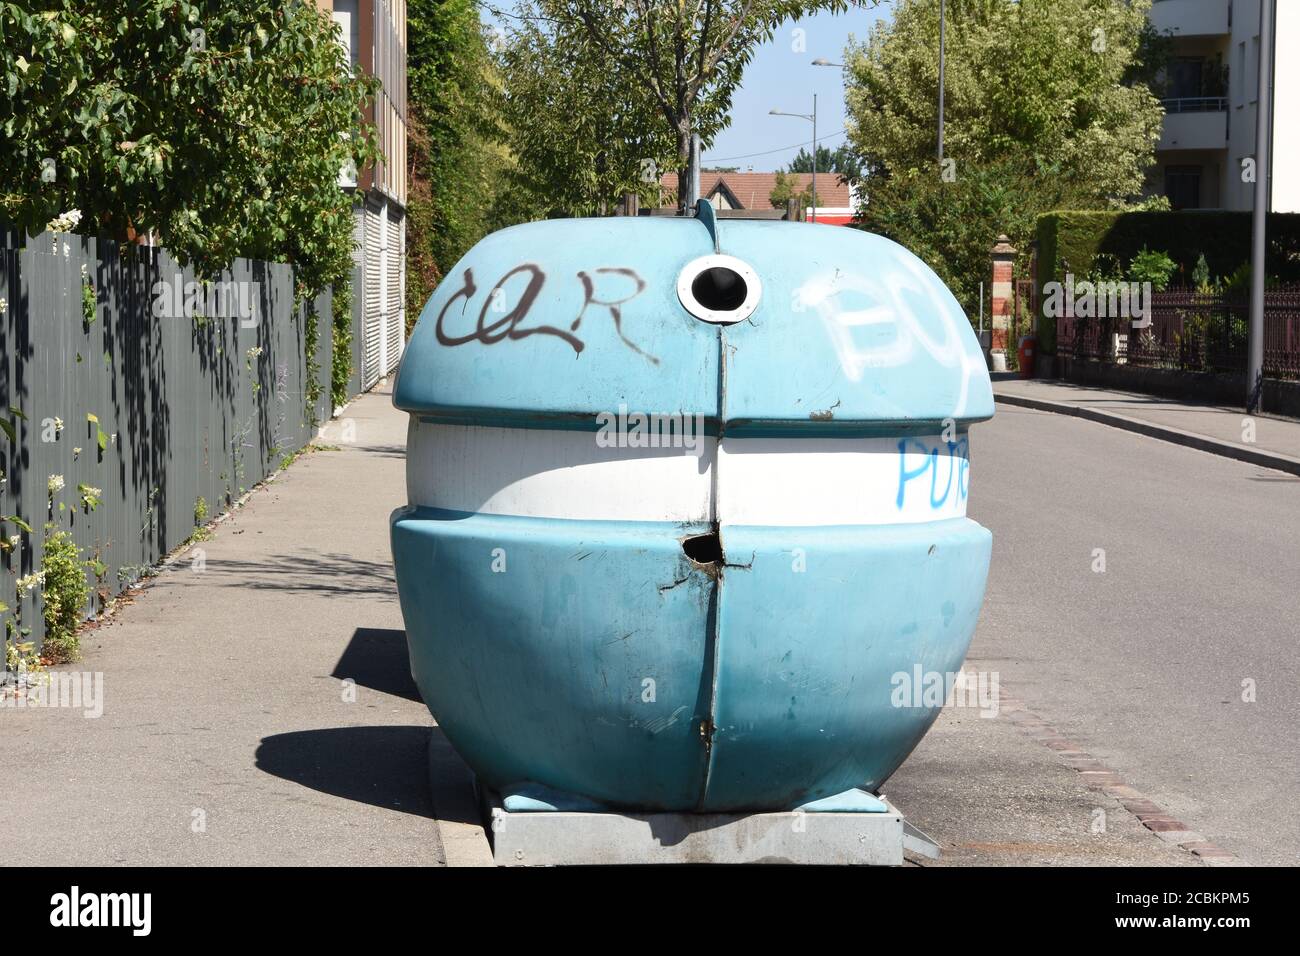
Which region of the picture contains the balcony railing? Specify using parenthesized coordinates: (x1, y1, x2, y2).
(1162, 96, 1228, 113)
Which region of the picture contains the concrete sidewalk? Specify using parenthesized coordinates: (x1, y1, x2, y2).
(1, 383, 446, 865)
(993, 379, 1300, 475)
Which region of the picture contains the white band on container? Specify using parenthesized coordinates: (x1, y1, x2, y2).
(406, 420, 970, 527)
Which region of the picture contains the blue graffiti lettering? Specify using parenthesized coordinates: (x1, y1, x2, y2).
(896, 437, 970, 511)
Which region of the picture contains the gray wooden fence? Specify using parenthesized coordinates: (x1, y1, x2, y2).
(1, 230, 331, 650)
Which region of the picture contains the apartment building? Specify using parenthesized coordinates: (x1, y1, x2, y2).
(319, 0, 408, 394)
(1146, 0, 1295, 212)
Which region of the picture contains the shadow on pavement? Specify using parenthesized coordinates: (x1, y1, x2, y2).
(333, 627, 422, 703)
(255, 725, 434, 819)
(204, 553, 398, 597)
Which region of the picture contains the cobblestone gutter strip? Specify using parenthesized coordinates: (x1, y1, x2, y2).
(998, 691, 1247, 867)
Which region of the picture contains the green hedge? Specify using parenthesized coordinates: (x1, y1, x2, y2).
(1034, 210, 1300, 353)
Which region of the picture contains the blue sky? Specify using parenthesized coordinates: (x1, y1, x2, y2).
(702, 4, 890, 171)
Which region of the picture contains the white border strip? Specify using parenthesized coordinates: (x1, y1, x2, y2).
(407, 421, 970, 526)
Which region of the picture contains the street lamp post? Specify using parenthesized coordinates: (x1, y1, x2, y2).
(770, 96, 818, 223)
(810, 58, 853, 222)
(1248, 0, 1276, 413)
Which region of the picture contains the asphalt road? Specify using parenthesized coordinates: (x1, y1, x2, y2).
(967, 403, 1300, 866)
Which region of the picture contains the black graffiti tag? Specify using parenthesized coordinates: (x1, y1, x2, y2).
(574, 267, 656, 365)
(435, 264, 583, 353)
(434, 263, 655, 362)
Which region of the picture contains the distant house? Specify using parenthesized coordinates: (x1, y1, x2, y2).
(658, 171, 857, 224)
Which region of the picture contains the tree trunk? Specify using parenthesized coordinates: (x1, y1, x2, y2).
(676, 124, 692, 216)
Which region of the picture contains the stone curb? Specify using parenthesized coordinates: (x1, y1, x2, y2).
(993, 392, 1300, 478)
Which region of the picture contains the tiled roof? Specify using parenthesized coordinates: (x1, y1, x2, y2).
(659, 170, 853, 210)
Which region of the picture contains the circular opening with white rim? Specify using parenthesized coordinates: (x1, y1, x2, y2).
(677, 254, 762, 325)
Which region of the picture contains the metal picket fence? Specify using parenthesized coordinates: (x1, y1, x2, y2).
(1055, 283, 1300, 380)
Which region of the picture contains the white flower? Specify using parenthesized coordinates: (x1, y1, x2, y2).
(0, 297, 7, 313)
(15, 571, 45, 599)
(46, 208, 82, 232)
(53, 416, 64, 433)
(246, 346, 264, 360)
(6, 535, 19, 551)
(47, 474, 65, 495)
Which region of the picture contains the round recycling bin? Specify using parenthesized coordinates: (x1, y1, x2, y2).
(391, 203, 994, 812)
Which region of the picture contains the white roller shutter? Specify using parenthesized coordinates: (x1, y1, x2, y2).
(362, 200, 383, 389)
(386, 205, 404, 372)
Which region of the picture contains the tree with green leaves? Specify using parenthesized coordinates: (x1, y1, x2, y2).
(844, 0, 1164, 312)
(495, 0, 863, 215)
(494, 4, 675, 218)
(769, 169, 811, 210)
(0, 0, 377, 299)
(786, 143, 861, 183)
(407, 0, 516, 319)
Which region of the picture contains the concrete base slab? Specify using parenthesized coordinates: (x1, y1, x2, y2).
(486, 790, 908, 866)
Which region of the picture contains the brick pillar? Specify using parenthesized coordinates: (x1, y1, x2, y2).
(990, 234, 1016, 353)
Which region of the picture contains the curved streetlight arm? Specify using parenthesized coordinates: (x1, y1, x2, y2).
(769, 97, 818, 223)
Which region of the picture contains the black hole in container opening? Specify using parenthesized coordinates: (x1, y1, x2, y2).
(690, 267, 747, 312)
(682, 531, 724, 565)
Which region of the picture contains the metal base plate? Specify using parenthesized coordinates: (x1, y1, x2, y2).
(485, 789, 912, 866)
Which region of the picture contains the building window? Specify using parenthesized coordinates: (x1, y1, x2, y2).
(1164, 165, 1202, 210)
(1168, 57, 1205, 99)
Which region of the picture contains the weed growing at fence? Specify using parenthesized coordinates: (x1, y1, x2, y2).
(3, 574, 39, 682)
(4, 634, 43, 682)
(40, 527, 90, 663)
(276, 441, 341, 474)
(186, 527, 214, 545)
(87, 551, 110, 615)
